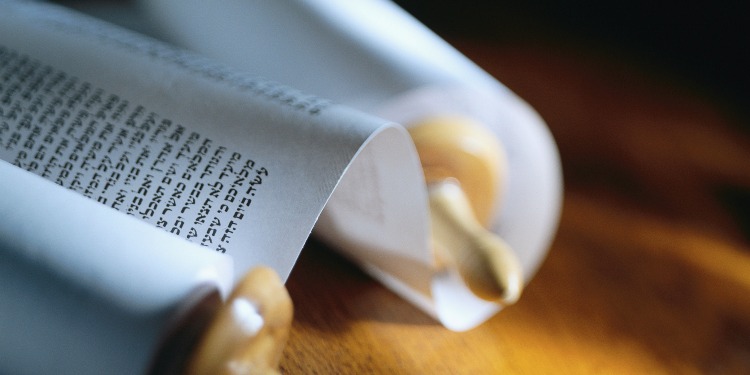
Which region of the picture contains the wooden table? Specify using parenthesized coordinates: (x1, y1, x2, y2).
(280, 39, 750, 374)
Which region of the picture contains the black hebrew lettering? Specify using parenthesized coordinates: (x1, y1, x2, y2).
(0, 46, 270, 253)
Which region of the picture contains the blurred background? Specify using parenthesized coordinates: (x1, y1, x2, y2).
(398, 0, 750, 117)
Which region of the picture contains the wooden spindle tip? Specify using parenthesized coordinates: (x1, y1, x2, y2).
(408, 115, 507, 227)
(186, 267, 293, 375)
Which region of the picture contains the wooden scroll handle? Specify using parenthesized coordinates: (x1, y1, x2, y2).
(409, 116, 523, 304)
(150, 267, 293, 375)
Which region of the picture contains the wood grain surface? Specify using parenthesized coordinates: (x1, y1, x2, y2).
(279, 39, 750, 374)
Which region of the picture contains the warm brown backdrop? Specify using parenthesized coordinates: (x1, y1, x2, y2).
(280, 7, 750, 374)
